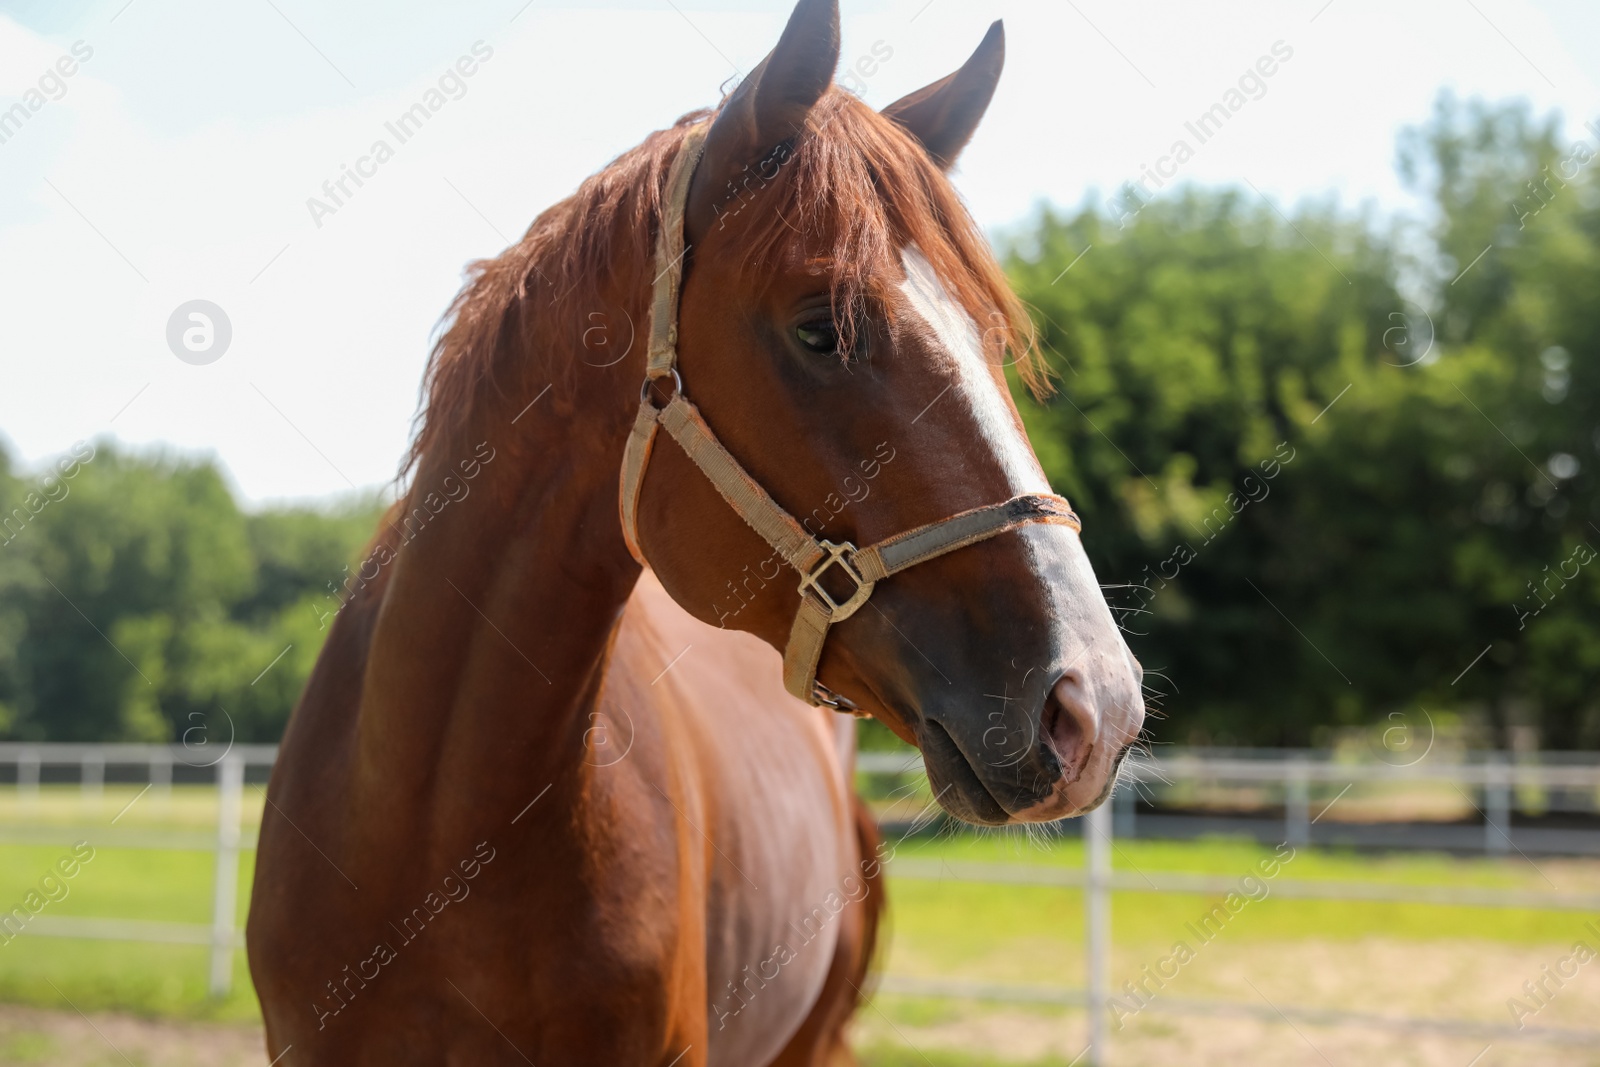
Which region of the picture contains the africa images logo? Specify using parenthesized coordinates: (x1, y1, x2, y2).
(166, 300, 232, 365)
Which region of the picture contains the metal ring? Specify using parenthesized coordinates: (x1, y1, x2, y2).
(640, 368, 682, 409)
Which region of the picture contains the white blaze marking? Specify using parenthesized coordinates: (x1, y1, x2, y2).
(897, 255, 1140, 806)
(898, 248, 1052, 495)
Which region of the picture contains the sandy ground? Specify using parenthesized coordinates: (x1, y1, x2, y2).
(1, 1003, 1595, 1067)
(6, 1002, 1596, 1067)
(853, 1005, 1600, 1067)
(5, 938, 1599, 1066)
(0, 1004, 264, 1066)
(856, 937, 1600, 1066)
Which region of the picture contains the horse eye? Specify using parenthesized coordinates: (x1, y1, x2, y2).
(796, 320, 839, 355)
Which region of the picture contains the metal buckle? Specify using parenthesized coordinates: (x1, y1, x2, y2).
(812, 680, 863, 715)
(798, 540, 876, 622)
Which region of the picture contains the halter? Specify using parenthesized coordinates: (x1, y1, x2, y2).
(618, 124, 1083, 709)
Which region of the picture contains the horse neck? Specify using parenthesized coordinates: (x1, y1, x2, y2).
(350, 320, 642, 810)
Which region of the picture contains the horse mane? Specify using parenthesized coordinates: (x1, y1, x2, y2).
(402, 88, 1044, 503)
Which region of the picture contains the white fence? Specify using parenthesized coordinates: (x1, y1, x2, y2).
(6, 743, 1600, 1061)
(857, 747, 1600, 1062)
(0, 742, 276, 996)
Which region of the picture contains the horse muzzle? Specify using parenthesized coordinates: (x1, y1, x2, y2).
(918, 661, 1146, 827)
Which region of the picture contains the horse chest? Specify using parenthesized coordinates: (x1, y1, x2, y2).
(690, 728, 859, 1064)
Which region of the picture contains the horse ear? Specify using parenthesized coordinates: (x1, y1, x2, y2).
(882, 20, 1004, 170)
(685, 0, 840, 241)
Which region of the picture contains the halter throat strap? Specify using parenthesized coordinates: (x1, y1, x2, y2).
(618, 124, 1082, 708)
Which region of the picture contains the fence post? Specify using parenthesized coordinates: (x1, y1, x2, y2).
(150, 748, 173, 809)
(82, 748, 104, 811)
(18, 748, 40, 813)
(1085, 799, 1113, 1065)
(1486, 754, 1511, 856)
(1286, 757, 1310, 847)
(209, 753, 243, 997)
(1113, 781, 1136, 840)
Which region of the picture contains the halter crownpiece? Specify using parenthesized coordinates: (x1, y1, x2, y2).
(618, 124, 1083, 708)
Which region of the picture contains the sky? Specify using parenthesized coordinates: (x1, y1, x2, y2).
(1, 0, 1597, 506)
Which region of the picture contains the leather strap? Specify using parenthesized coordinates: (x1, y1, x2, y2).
(619, 125, 710, 563)
(618, 401, 662, 565)
(618, 124, 1082, 707)
(785, 593, 837, 702)
(647, 127, 707, 380)
(659, 395, 827, 575)
(853, 495, 1081, 583)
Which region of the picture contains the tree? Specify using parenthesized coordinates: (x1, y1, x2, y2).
(0, 440, 384, 742)
(1004, 93, 1600, 747)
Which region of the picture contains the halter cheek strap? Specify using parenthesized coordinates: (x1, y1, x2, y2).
(618, 124, 1083, 708)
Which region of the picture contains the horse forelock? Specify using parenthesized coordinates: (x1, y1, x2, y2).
(720, 90, 1043, 394)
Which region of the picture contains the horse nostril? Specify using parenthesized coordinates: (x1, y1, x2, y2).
(1041, 672, 1099, 781)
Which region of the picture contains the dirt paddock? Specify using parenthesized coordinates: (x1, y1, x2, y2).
(5, 993, 1599, 1067)
(0, 1004, 264, 1067)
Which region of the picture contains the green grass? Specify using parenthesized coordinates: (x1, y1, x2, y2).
(0, 940, 258, 1022)
(0, 785, 1593, 1029)
(0, 844, 254, 925)
(860, 1047, 1077, 1067)
(0, 1030, 55, 1065)
(884, 831, 1597, 949)
(0, 787, 264, 835)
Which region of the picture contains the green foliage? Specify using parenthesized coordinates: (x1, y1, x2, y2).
(1006, 92, 1600, 746)
(0, 442, 384, 742)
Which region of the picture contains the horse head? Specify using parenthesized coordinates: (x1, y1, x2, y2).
(630, 0, 1145, 825)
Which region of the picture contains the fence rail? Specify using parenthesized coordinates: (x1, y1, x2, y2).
(885, 857, 1600, 912)
(862, 748, 1600, 857)
(859, 747, 1600, 786)
(7, 743, 1600, 1060)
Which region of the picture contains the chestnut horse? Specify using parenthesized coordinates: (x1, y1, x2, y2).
(247, 1, 1144, 1063)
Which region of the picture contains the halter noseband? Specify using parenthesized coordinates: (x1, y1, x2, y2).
(618, 124, 1083, 709)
